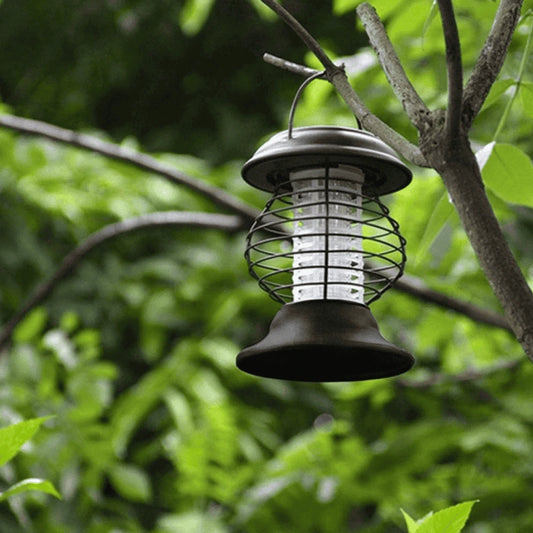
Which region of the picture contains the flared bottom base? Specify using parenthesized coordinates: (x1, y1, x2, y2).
(237, 300, 414, 382)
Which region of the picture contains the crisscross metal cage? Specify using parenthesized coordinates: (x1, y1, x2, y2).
(236, 126, 415, 382)
(245, 163, 406, 305)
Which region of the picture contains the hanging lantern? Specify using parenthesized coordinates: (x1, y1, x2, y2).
(237, 126, 415, 381)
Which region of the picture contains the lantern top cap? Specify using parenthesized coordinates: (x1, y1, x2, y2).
(242, 126, 412, 196)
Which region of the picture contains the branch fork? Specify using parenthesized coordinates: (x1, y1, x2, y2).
(259, 0, 533, 361)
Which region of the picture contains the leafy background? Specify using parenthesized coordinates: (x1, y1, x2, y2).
(1, 0, 533, 531)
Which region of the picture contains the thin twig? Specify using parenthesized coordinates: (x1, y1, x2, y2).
(492, 13, 533, 140)
(0, 114, 258, 222)
(0, 204, 511, 351)
(0, 111, 511, 343)
(436, 0, 464, 139)
(395, 274, 511, 331)
(356, 3, 430, 130)
(328, 73, 429, 166)
(398, 356, 522, 387)
(259, 0, 339, 72)
(259, 6, 428, 166)
(263, 53, 321, 77)
(0, 212, 246, 351)
(462, 0, 523, 129)
(264, 53, 428, 164)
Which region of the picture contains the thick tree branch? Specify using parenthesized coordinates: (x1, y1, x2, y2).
(436, 0, 464, 139)
(0, 212, 247, 352)
(0, 114, 258, 223)
(421, 140, 533, 362)
(463, 0, 523, 129)
(331, 72, 429, 166)
(355, 3, 430, 130)
(261, 0, 533, 363)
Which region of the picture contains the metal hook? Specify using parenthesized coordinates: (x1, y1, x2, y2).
(287, 69, 363, 138)
(287, 70, 327, 139)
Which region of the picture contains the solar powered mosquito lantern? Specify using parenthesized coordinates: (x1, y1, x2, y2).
(237, 124, 415, 382)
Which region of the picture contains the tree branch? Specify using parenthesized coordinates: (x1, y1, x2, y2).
(398, 356, 522, 388)
(258, 3, 428, 166)
(332, 73, 429, 166)
(261, 0, 533, 362)
(422, 140, 533, 362)
(355, 3, 430, 130)
(0, 102, 515, 351)
(263, 53, 322, 77)
(394, 274, 511, 332)
(0, 114, 258, 223)
(259, 0, 339, 72)
(463, 0, 523, 129)
(0, 212, 247, 352)
(436, 0, 464, 139)
(0, 202, 512, 351)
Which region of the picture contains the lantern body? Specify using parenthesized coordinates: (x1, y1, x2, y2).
(237, 127, 415, 381)
(290, 166, 365, 303)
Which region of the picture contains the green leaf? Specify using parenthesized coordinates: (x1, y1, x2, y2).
(401, 509, 420, 533)
(333, 0, 359, 15)
(416, 501, 478, 533)
(249, 0, 278, 20)
(0, 478, 61, 502)
(414, 190, 454, 266)
(12, 307, 48, 343)
(59, 311, 80, 334)
(110, 343, 192, 455)
(179, 0, 216, 36)
(0, 417, 51, 468)
(157, 510, 226, 533)
(519, 81, 533, 118)
(109, 463, 152, 503)
(482, 79, 515, 111)
(422, 1, 438, 38)
(477, 142, 533, 208)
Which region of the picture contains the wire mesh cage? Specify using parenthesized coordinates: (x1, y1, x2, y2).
(244, 164, 406, 305)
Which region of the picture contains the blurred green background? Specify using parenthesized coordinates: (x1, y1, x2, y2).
(1, 0, 533, 531)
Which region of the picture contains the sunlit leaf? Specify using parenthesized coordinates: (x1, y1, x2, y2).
(477, 142, 533, 208)
(414, 190, 454, 266)
(249, 0, 278, 20)
(0, 478, 61, 502)
(519, 81, 533, 118)
(401, 508, 420, 533)
(422, 1, 438, 38)
(416, 501, 478, 533)
(0, 417, 51, 468)
(482, 78, 515, 111)
(157, 510, 226, 533)
(333, 0, 359, 15)
(178, 0, 216, 36)
(12, 307, 48, 343)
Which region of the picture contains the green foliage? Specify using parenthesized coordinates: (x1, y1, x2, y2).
(0, 0, 533, 532)
(0, 418, 60, 503)
(0, 479, 60, 503)
(179, 0, 216, 36)
(402, 501, 478, 533)
(477, 142, 533, 208)
(0, 418, 51, 469)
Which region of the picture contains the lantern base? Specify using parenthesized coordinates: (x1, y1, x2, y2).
(236, 300, 414, 382)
